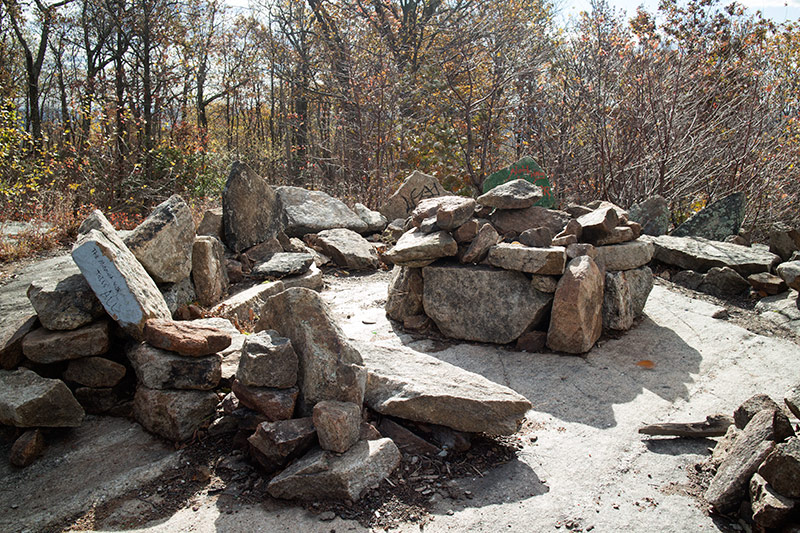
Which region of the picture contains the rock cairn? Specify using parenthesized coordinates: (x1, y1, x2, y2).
(383, 180, 654, 354)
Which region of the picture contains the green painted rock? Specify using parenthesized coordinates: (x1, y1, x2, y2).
(482, 157, 554, 208)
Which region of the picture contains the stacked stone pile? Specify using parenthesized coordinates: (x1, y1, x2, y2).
(702, 390, 800, 530)
(383, 179, 654, 354)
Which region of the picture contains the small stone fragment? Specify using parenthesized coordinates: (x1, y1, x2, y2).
(313, 400, 361, 453)
(9, 429, 45, 467)
(248, 417, 317, 472)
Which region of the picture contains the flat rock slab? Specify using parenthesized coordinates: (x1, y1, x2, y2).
(22, 320, 110, 363)
(378, 170, 446, 221)
(491, 206, 570, 237)
(306, 228, 379, 270)
(127, 342, 221, 390)
(277, 186, 368, 236)
(595, 239, 654, 271)
(422, 263, 552, 344)
(0, 368, 85, 427)
(652, 235, 780, 276)
(252, 252, 313, 280)
(477, 179, 543, 209)
(755, 290, 800, 336)
(143, 318, 232, 356)
(211, 280, 287, 324)
(72, 229, 171, 339)
(26, 261, 105, 331)
(487, 243, 566, 275)
(361, 342, 532, 435)
(385, 228, 457, 266)
(267, 438, 401, 501)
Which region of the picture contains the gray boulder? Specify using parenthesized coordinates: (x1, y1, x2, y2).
(547, 256, 604, 354)
(248, 418, 317, 472)
(770, 222, 800, 262)
(698, 267, 750, 298)
(777, 261, 800, 291)
(126, 342, 221, 390)
(133, 386, 218, 441)
(72, 229, 171, 339)
(749, 473, 796, 528)
(385, 266, 424, 323)
(595, 239, 654, 271)
(577, 204, 619, 244)
(671, 192, 746, 241)
(306, 228, 379, 270)
(123, 195, 195, 283)
(652, 235, 779, 276)
(63, 357, 126, 388)
(353, 203, 388, 234)
(231, 380, 298, 420)
(313, 400, 361, 453)
(411, 196, 476, 231)
(223, 162, 282, 252)
(361, 342, 531, 435)
(159, 277, 196, 315)
(476, 179, 542, 210)
(251, 252, 313, 280)
(256, 288, 366, 410)
(378, 170, 446, 222)
(487, 243, 566, 275)
(0, 368, 84, 427)
(628, 196, 670, 236)
(491, 206, 570, 236)
(277, 186, 368, 236)
(211, 280, 288, 324)
(384, 228, 457, 267)
(22, 321, 110, 364)
(268, 438, 401, 501)
(26, 263, 104, 331)
(460, 223, 500, 264)
(196, 207, 223, 240)
(192, 236, 228, 306)
(422, 263, 552, 344)
(236, 331, 298, 389)
(758, 436, 800, 499)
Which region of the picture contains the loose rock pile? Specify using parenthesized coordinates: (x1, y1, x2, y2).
(383, 179, 654, 354)
(702, 391, 800, 530)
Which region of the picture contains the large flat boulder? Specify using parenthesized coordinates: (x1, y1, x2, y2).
(361, 342, 531, 435)
(595, 239, 654, 271)
(384, 228, 457, 267)
(671, 192, 745, 241)
(256, 288, 366, 410)
(277, 186, 368, 236)
(491, 206, 570, 237)
(72, 229, 171, 339)
(267, 438, 401, 501)
(26, 262, 105, 331)
(123, 195, 195, 283)
(305, 228, 379, 270)
(547, 256, 604, 354)
(223, 162, 282, 253)
(378, 170, 446, 221)
(652, 235, 780, 276)
(487, 243, 566, 275)
(477, 179, 542, 210)
(422, 263, 552, 344)
(0, 368, 84, 427)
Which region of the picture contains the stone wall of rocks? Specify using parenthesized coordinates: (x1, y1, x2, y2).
(382, 179, 655, 354)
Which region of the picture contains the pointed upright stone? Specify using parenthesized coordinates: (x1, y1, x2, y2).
(223, 162, 281, 252)
(547, 256, 604, 354)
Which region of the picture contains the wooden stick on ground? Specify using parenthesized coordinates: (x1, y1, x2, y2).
(638, 414, 734, 438)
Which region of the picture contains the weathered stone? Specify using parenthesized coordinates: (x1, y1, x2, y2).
(236, 331, 298, 389)
(127, 342, 221, 390)
(587, 200, 628, 220)
(595, 226, 634, 246)
(123, 195, 195, 283)
(452, 219, 480, 243)
(378, 418, 440, 455)
(72, 229, 171, 339)
(770, 222, 800, 262)
(577, 205, 619, 244)
(653, 235, 781, 276)
(63, 357, 126, 388)
(384, 228, 457, 266)
(277, 186, 368, 237)
(403, 314, 430, 330)
(487, 243, 566, 275)
(461, 223, 500, 264)
(282, 263, 324, 292)
(223, 162, 281, 252)
(256, 288, 365, 410)
(306, 229, 379, 270)
(777, 261, 800, 291)
(547, 256, 604, 354)
(531, 275, 558, 293)
(159, 277, 196, 316)
(27, 265, 105, 331)
(383, 218, 406, 243)
(518, 227, 552, 248)
(386, 266, 424, 323)
(565, 203, 593, 218)
(672, 270, 704, 290)
(750, 473, 796, 528)
(74, 387, 121, 414)
(516, 330, 548, 352)
(77, 209, 126, 245)
(196, 207, 223, 240)
(627, 221, 642, 239)
(192, 236, 228, 306)
(755, 290, 800, 336)
(268, 438, 401, 501)
(9, 429, 46, 467)
(226, 259, 244, 284)
(22, 321, 110, 364)
(353, 203, 388, 234)
(748, 272, 788, 295)
(422, 263, 552, 344)
(133, 386, 218, 441)
(595, 239, 654, 271)
(734, 394, 784, 430)
(786, 383, 800, 419)
(491, 206, 570, 236)
(244, 238, 284, 264)
(231, 379, 298, 420)
(627, 266, 654, 316)
(248, 417, 316, 472)
(143, 318, 232, 356)
(698, 266, 750, 298)
(313, 400, 361, 453)
(551, 234, 577, 247)
(379, 170, 446, 222)
(251, 252, 313, 280)
(710, 425, 741, 469)
(759, 437, 800, 499)
(671, 192, 746, 241)
(361, 342, 532, 435)
(0, 368, 84, 427)
(566, 243, 597, 260)
(705, 409, 789, 513)
(477, 179, 542, 210)
(603, 271, 634, 332)
(628, 196, 670, 236)
(211, 280, 287, 324)
(482, 157, 554, 207)
(410, 196, 476, 231)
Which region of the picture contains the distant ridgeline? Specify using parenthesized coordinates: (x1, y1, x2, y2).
(482, 157, 554, 208)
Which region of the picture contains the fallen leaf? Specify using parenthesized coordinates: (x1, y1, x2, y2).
(637, 360, 656, 369)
